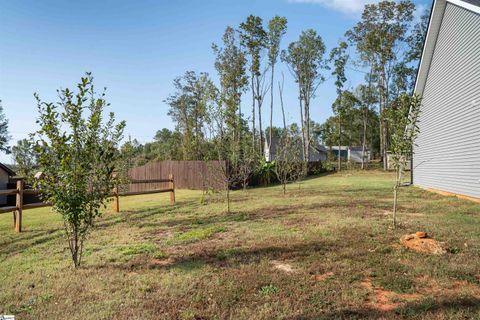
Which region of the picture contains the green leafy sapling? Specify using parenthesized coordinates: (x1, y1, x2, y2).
(33, 73, 125, 268)
(386, 93, 421, 228)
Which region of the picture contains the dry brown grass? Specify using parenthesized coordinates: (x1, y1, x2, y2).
(0, 171, 479, 319)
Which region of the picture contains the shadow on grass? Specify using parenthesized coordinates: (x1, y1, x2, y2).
(0, 228, 62, 257)
(86, 238, 338, 272)
(0, 202, 185, 257)
(131, 203, 319, 230)
(134, 196, 406, 231)
(293, 296, 480, 319)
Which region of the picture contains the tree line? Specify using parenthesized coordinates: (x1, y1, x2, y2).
(65, 1, 425, 172)
(12, 0, 429, 182)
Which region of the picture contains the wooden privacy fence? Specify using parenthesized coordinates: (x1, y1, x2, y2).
(0, 175, 175, 233)
(112, 174, 175, 213)
(128, 161, 226, 191)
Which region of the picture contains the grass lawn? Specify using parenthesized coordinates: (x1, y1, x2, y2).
(1, 171, 479, 319)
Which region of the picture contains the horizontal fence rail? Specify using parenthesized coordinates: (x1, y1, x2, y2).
(111, 174, 175, 213)
(1, 175, 176, 233)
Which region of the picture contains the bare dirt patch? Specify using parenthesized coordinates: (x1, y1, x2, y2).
(361, 278, 421, 312)
(417, 275, 480, 299)
(311, 272, 334, 282)
(270, 260, 296, 274)
(400, 232, 448, 255)
(150, 258, 175, 267)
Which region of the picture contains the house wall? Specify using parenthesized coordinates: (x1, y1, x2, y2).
(0, 169, 10, 205)
(311, 150, 327, 162)
(332, 149, 348, 161)
(349, 150, 371, 163)
(413, 3, 480, 199)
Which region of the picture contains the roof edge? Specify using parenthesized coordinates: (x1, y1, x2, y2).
(449, 0, 480, 14)
(0, 163, 16, 176)
(413, 0, 447, 97)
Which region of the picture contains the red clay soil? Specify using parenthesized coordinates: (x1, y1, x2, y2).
(361, 276, 480, 313)
(311, 272, 334, 282)
(400, 232, 448, 255)
(361, 278, 421, 312)
(418, 275, 480, 299)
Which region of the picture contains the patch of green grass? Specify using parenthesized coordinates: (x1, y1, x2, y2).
(258, 284, 279, 295)
(120, 243, 158, 256)
(376, 275, 416, 294)
(168, 225, 225, 245)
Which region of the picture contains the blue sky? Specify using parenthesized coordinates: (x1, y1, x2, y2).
(0, 0, 429, 164)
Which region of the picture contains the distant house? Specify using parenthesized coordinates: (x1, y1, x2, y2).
(329, 146, 371, 163)
(265, 137, 327, 162)
(0, 163, 15, 206)
(412, 0, 480, 200)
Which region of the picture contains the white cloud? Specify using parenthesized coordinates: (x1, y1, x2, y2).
(288, 0, 381, 15)
(413, 3, 428, 22)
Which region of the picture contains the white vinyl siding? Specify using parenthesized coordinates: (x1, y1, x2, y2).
(413, 3, 480, 198)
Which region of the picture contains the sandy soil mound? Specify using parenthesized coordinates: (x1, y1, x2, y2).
(400, 232, 448, 255)
(271, 260, 296, 274)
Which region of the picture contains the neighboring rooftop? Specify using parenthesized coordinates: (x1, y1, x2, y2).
(461, 0, 480, 7)
(0, 163, 15, 176)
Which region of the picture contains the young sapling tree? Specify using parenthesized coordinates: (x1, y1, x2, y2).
(33, 73, 125, 268)
(273, 132, 303, 194)
(386, 93, 421, 229)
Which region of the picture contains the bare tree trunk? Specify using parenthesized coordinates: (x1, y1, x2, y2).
(269, 64, 275, 150)
(226, 187, 230, 213)
(256, 76, 264, 156)
(379, 70, 389, 171)
(238, 90, 242, 154)
(392, 167, 401, 229)
(278, 77, 286, 130)
(379, 96, 385, 170)
(69, 230, 81, 268)
(299, 97, 306, 162)
(338, 119, 342, 172)
(393, 184, 398, 229)
(258, 103, 264, 155)
(383, 124, 388, 171)
(361, 109, 368, 170)
(251, 73, 256, 154)
(304, 97, 310, 163)
(362, 71, 373, 170)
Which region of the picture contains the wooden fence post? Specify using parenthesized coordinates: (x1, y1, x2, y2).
(169, 173, 175, 206)
(15, 180, 24, 233)
(12, 208, 16, 229)
(113, 184, 120, 213)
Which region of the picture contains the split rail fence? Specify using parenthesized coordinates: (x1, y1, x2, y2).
(0, 174, 175, 233)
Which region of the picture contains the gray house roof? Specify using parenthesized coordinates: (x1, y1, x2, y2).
(462, 0, 480, 6)
(0, 163, 15, 176)
(414, 0, 480, 97)
(265, 137, 327, 162)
